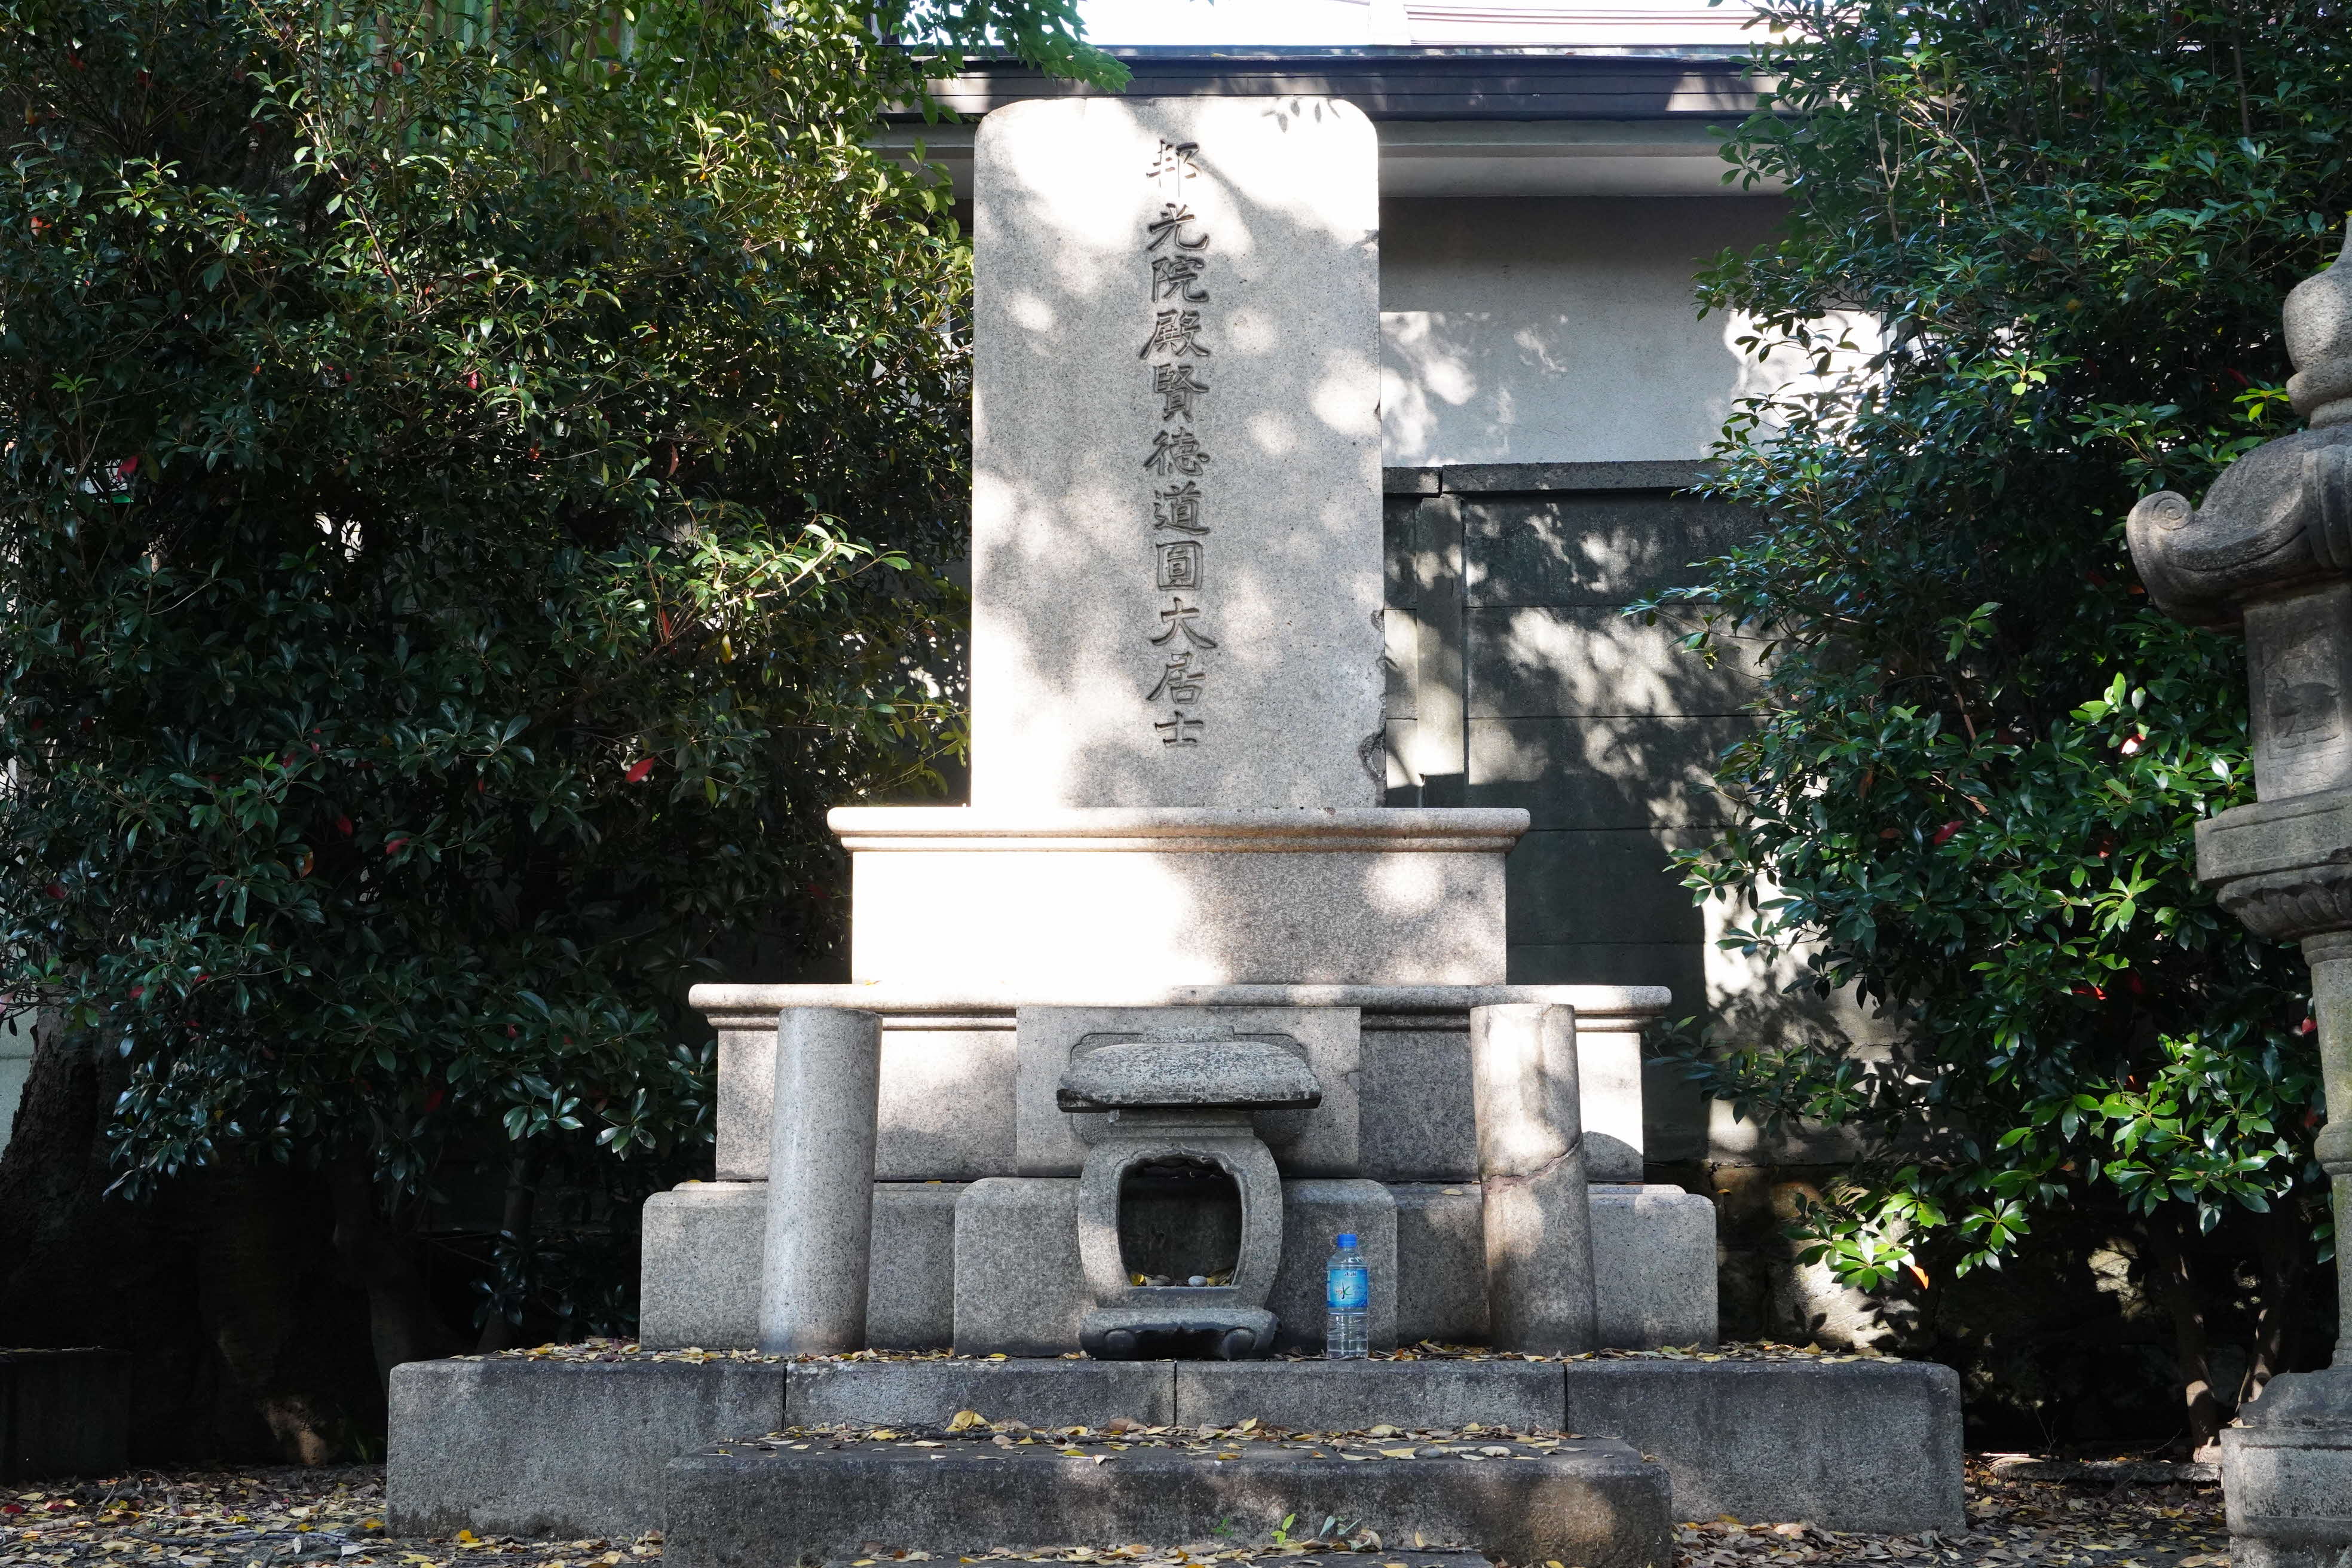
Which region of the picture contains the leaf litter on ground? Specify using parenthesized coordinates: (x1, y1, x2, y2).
(0, 1451, 2225, 1567)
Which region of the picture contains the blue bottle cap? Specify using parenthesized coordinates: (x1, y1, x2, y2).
(1336, 1232, 1358, 1247)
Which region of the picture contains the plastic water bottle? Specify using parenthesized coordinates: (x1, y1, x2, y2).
(1325, 1232, 1369, 1359)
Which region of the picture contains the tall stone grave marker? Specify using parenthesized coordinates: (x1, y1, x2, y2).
(971, 97, 1383, 808)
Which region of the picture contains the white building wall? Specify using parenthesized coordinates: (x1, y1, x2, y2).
(1379, 196, 1811, 467)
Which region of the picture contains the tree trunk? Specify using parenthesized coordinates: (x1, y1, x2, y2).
(330, 1157, 461, 1385)
(2143, 1209, 2226, 1452)
(475, 1153, 541, 1353)
(2243, 1199, 2313, 1406)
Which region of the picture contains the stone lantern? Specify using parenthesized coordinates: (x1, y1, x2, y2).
(2127, 226, 2352, 1568)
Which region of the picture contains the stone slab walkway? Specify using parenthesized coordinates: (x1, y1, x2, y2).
(0, 1454, 2225, 1568)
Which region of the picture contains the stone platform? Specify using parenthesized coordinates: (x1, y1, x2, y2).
(386, 1352, 1965, 1542)
(664, 1428, 1671, 1568)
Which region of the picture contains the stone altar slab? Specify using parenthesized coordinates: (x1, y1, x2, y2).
(972, 96, 1383, 810)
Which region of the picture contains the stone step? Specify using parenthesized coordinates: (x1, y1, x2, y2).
(662, 1429, 1673, 1568)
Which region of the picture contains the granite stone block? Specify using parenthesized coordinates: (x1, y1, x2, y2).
(868, 1183, 966, 1350)
(386, 1358, 788, 1540)
(640, 1182, 767, 1351)
(970, 97, 1384, 810)
(663, 1433, 1671, 1568)
(1357, 1027, 1477, 1181)
(1467, 607, 1761, 719)
(953, 1177, 1089, 1356)
(840, 811, 1518, 988)
(2224, 1368, 2352, 1568)
(1560, 1358, 1965, 1533)
(1017, 1006, 1362, 1177)
(1390, 1183, 1487, 1343)
(716, 1022, 1016, 1184)
(1590, 1184, 1717, 1349)
(1174, 1358, 1559, 1431)
(788, 1359, 1176, 1429)
(1271, 1180, 1398, 1353)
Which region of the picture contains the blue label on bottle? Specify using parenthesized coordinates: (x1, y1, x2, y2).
(1327, 1266, 1369, 1310)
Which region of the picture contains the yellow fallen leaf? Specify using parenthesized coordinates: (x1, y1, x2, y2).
(455, 1532, 478, 1545)
(948, 1410, 985, 1431)
(869, 1429, 901, 1440)
(1380, 1449, 1417, 1460)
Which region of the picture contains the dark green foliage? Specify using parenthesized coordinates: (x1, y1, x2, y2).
(1641, 0, 2352, 1387)
(0, 0, 1111, 1340)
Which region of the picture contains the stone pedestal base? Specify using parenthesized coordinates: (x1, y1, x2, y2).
(2226, 1370, 2352, 1568)
(638, 1177, 1716, 1353)
(829, 807, 1527, 989)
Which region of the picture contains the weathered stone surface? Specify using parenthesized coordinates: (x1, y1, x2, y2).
(1019, 1006, 1363, 1177)
(1356, 1027, 1477, 1181)
(1561, 1358, 1965, 1534)
(0, 1349, 129, 1482)
(1272, 1180, 1399, 1353)
(1058, 1034, 1322, 1110)
(1080, 1305, 1278, 1361)
(641, 1181, 967, 1353)
(716, 1019, 1016, 1185)
(2221, 1367, 2352, 1568)
(787, 1359, 1177, 1430)
(1589, 1184, 1717, 1349)
(953, 1177, 1089, 1356)
(869, 1183, 966, 1350)
(840, 810, 1519, 990)
(1470, 1004, 1596, 1355)
(663, 1434, 1672, 1568)
(1174, 1358, 1560, 1431)
(761, 1009, 882, 1355)
(386, 1358, 786, 1540)
(1440, 460, 1714, 495)
(641, 1182, 766, 1352)
(1389, 1183, 1487, 1343)
(970, 97, 1384, 810)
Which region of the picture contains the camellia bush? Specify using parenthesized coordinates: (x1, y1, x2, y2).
(1640, 0, 2352, 1445)
(0, 0, 1114, 1454)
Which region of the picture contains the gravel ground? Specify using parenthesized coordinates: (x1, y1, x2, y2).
(0, 1454, 2229, 1568)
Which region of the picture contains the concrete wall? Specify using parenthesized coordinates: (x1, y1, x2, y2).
(1382, 463, 1896, 1175)
(1380, 196, 1807, 467)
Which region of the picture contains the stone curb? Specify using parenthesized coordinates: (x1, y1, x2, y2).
(662, 1435, 1672, 1568)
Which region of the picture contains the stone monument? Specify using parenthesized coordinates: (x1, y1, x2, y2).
(385, 94, 1971, 1561)
(636, 93, 1723, 1361)
(2127, 226, 2352, 1568)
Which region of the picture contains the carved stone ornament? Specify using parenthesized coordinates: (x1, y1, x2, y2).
(2215, 860, 2352, 942)
(2127, 226, 2352, 629)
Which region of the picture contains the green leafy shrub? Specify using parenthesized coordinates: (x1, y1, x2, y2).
(1640, 0, 2352, 1440)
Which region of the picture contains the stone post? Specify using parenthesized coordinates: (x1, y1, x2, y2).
(758, 1007, 883, 1356)
(2126, 228, 2352, 1565)
(1468, 1003, 1598, 1353)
